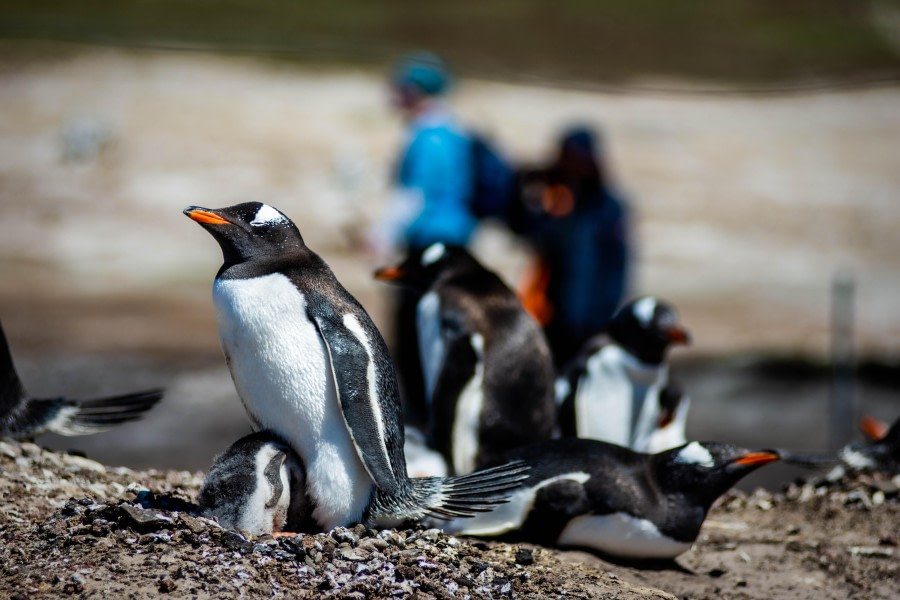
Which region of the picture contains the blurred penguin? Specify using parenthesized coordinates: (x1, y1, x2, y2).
(0, 320, 163, 440)
(557, 297, 690, 452)
(827, 415, 900, 479)
(376, 243, 556, 474)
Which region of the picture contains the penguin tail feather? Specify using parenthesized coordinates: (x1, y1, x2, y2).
(51, 389, 164, 435)
(416, 460, 531, 520)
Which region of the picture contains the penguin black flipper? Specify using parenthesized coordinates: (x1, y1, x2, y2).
(313, 314, 401, 494)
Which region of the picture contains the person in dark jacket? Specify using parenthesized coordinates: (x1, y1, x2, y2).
(516, 127, 630, 368)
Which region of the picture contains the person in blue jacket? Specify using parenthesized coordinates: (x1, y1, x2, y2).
(370, 52, 475, 255)
(370, 52, 477, 423)
(517, 127, 631, 368)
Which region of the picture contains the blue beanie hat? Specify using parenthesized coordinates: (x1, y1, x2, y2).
(392, 51, 451, 96)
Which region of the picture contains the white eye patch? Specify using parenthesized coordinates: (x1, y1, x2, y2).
(674, 442, 714, 467)
(251, 204, 289, 227)
(421, 243, 446, 266)
(633, 297, 657, 327)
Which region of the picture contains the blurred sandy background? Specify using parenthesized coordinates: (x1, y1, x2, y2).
(1, 2, 899, 487)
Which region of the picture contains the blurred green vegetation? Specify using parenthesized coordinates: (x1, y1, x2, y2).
(0, 0, 898, 84)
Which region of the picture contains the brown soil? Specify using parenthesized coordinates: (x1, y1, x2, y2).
(1, 440, 897, 599)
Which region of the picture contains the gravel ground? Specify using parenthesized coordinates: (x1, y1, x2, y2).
(1, 440, 896, 599)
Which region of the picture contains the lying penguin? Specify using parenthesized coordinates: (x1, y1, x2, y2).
(557, 296, 690, 452)
(827, 415, 900, 480)
(375, 243, 556, 474)
(0, 320, 163, 439)
(185, 202, 528, 531)
(433, 438, 780, 560)
(199, 431, 313, 535)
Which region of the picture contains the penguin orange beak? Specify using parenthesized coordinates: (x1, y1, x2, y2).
(666, 326, 691, 345)
(859, 415, 888, 441)
(734, 451, 779, 466)
(374, 266, 405, 281)
(184, 207, 231, 226)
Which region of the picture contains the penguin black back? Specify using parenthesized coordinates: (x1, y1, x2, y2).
(452, 438, 780, 559)
(376, 244, 556, 473)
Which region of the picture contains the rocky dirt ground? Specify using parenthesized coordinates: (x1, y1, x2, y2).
(1, 440, 897, 599)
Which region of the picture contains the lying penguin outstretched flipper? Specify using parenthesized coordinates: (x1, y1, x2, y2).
(199, 431, 314, 535)
(433, 438, 780, 561)
(0, 320, 163, 439)
(185, 202, 529, 531)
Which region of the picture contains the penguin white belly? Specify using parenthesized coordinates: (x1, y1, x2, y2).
(416, 291, 444, 404)
(451, 333, 485, 475)
(643, 396, 690, 454)
(558, 513, 691, 559)
(213, 274, 373, 529)
(443, 472, 590, 536)
(575, 347, 633, 446)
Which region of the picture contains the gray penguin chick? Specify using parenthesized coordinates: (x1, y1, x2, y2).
(199, 431, 312, 535)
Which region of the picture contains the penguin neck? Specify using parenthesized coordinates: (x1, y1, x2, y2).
(611, 346, 667, 387)
(216, 247, 318, 281)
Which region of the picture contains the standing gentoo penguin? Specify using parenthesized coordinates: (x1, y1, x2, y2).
(436, 438, 780, 560)
(185, 202, 528, 530)
(375, 243, 557, 474)
(557, 296, 690, 452)
(199, 431, 313, 535)
(0, 320, 163, 439)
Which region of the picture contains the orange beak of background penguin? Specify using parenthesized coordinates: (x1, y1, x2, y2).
(373, 266, 406, 282)
(666, 326, 691, 345)
(734, 451, 780, 466)
(184, 207, 231, 226)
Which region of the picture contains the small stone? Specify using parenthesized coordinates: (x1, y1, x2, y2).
(63, 574, 85, 595)
(419, 528, 442, 542)
(358, 537, 389, 552)
(514, 548, 534, 566)
(848, 546, 894, 558)
(117, 504, 174, 533)
(338, 547, 368, 561)
(222, 531, 253, 553)
(158, 577, 178, 593)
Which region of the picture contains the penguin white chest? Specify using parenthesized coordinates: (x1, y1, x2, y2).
(212, 274, 372, 529)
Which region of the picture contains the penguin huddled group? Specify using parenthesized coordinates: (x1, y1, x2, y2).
(3, 200, 896, 565)
(184, 201, 797, 560)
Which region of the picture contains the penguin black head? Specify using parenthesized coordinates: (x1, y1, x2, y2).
(373, 242, 478, 290)
(607, 296, 690, 365)
(653, 441, 779, 505)
(184, 202, 305, 266)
